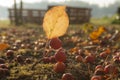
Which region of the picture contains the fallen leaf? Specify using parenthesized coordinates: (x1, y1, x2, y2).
(105, 48, 111, 54)
(43, 6, 69, 39)
(69, 47, 79, 54)
(89, 26, 105, 40)
(0, 43, 9, 51)
(84, 50, 92, 56)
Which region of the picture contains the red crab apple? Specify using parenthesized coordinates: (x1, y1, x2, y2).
(95, 65, 104, 70)
(53, 62, 66, 73)
(94, 68, 105, 75)
(104, 64, 118, 74)
(99, 52, 107, 58)
(55, 49, 66, 62)
(15, 55, 24, 64)
(115, 52, 120, 56)
(0, 64, 8, 69)
(0, 58, 5, 64)
(6, 50, 14, 58)
(2, 68, 10, 76)
(0, 68, 4, 77)
(91, 75, 102, 80)
(75, 55, 83, 62)
(49, 38, 62, 49)
(78, 49, 84, 57)
(84, 55, 95, 63)
(62, 73, 75, 80)
(0, 68, 10, 77)
(25, 58, 32, 64)
(113, 56, 120, 63)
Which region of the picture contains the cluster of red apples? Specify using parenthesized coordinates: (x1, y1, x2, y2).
(49, 37, 75, 80)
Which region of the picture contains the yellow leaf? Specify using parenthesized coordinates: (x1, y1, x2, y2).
(98, 26, 105, 34)
(89, 31, 100, 40)
(0, 43, 9, 51)
(89, 26, 105, 40)
(43, 6, 69, 39)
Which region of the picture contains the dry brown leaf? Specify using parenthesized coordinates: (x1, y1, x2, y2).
(43, 6, 69, 39)
(69, 47, 79, 54)
(84, 50, 92, 56)
(0, 43, 9, 51)
(105, 48, 111, 54)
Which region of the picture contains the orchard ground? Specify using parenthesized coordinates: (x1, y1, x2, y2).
(0, 18, 120, 80)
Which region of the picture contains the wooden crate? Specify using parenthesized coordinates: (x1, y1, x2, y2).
(8, 6, 91, 24)
(8, 9, 46, 24)
(48, 6, 91, 24)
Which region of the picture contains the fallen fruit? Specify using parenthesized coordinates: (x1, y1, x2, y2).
(49, 38, 62, 49)
(53, 62, 66, 73)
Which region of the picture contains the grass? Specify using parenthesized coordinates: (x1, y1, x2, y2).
(0, 17, 113, 27)
(0, 20, 10, 28)
(91, 17, 113, 25)
(0, 17, 120, 33)
(0, 20, 41, 29)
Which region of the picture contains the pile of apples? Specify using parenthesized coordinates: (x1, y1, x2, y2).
(49, 37, 75, 80)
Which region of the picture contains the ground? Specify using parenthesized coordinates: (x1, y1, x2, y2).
(0, 19, 120, 80)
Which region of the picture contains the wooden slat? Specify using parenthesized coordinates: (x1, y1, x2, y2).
(8, 6, 91, 24)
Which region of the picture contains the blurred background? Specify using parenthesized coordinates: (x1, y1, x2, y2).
(0, 0, 120, 25)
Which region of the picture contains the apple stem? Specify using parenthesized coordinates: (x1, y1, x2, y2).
(102, 55, 109, 66)
(43, 39, 50, 57)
